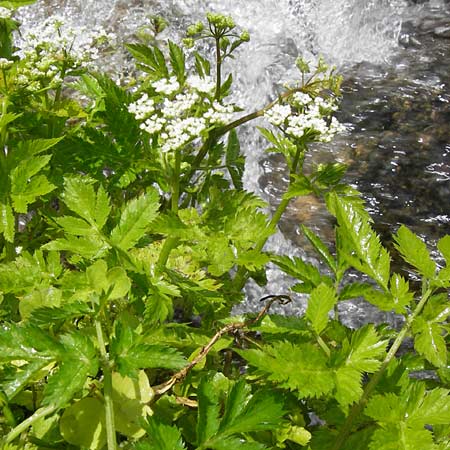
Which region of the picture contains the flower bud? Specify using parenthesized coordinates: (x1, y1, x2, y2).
(240, 30, 250, 42)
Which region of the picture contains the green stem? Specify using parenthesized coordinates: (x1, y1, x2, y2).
(95, 319, 117, 450)
(3, 405, 56, 444)
(331, 288, 433, 450)
(155, 149, 182, 274)
(214, 36, 222, 100)
(233, 145, 304, 291)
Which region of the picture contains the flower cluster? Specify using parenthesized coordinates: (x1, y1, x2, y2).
(128, 74, 234, 153)
(264, 93, 345, 143)
(0, 6, 12, 19)
(13, 16, 116, 92)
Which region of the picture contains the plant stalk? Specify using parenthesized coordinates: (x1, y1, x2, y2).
(331, 288, 433, 450)
(3, 405, 56, 444)
(95, 319, 117, 450)
(233, 145, 304, 291)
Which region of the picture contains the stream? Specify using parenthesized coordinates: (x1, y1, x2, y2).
(18, 0, 450, 325)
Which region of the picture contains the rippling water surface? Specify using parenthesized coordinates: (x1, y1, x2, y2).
(19, 0, 450, 324)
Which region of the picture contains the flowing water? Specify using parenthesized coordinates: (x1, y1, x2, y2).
(19, 0, 450, 325)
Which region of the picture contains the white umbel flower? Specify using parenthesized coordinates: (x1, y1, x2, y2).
(264, 103, 291, 126)
(187, 75, 216, 94)
(152, 76, 180, 95)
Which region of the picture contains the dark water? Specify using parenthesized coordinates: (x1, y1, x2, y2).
(264, 1, 450, 262)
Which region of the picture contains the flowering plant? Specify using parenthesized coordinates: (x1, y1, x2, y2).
(0, 4, 449, 450)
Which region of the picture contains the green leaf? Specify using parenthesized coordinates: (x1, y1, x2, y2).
(197, 372, 226, 443)
(125, 43, 169, 78)
(29, 302, 92, 326)
(272, 254, 331, 293)
(344, 325, 387, 373)
(306, 283, 337, 335)
(389, 274, 414, 313)
(333, 325, 386, 408)
(283, 175, 312, 200)
(412, 317, 447, 367)
(194, 51, 211, 77)
(112, 371, 153, 438)
(437, 235, 450, 265)
(301, 224, 336, 272)
(54, 216, 93, 236)
(11, 175, 55, 213)
(0, 201, 14, 242)
(338, 282, 373, 301)
(313, 162, 347, 187)
(329, 192, 390, 290)
(369, 425, 436, 450)
(110, 189, 160, 250)
(42, 333, 98, 408)
(0, 323, 62, 363)
(62, 176, 110, 229)
(219, 389, 285, 435)
(60, 397, 106, 450)
(238, 342, 334, 398)
(225, 129, 244, 190)
(43, 235, 109, 259)
(394, 225, 436, 279)
(168, 40, 186, 83)
(111, 322, 186, 375)
(138, 416, 186, 450)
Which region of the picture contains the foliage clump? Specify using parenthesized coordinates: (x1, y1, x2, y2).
(0, 2, 449, 450)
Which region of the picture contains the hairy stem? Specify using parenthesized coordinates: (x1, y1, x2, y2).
(331, 288, 433, 450)
(95, 319, 117, 450)
(3, 405, 56, 444)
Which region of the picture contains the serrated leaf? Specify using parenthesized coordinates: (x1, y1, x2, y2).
(272, 255, 331, 292)
(283, 176, 312, 200)
(345, 325, 387, 373)
(194, 51, 211, 77)
(313, 162, 347, 187)
(29, 302, 92, 326)
(329, 192, 390, 290)
(238, 342, 334, 398)
(55, 216, 93, 236)
(306, 283, 337, 335)
(17, 137, 63, 156)
(2, 360, 49, 400)
(11, 175, 55, 213)
(42, 333, 98, 408)
(111, 323, 185, 375)
(0, 323, 62, 362)
(338, 282, 373, 300)
(125, 43, 169, 78)
(168, 40, 186, 83)
(412, 317, 447, 367)
(197, 372, 227, 444)
(368, 425, 436, 450)
(389, 274, 414, 313)
(219, 389, 285, 435)
(62, 176, 110, 229)
(110, 189, 159, 250)
(43, 235, 109, 259)
(438, 235, 450, 265)
(137, 418, 186, 450)
(0, 201, 14, 242)
(334, 367, 363, 408)
(394, 225, 436, 279)
(302, 225, 336, 272)
(225, 129, 244, 190)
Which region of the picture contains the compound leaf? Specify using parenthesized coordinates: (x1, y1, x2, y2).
(110, 189, 160, 250)
(306, 283, 337, 335)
